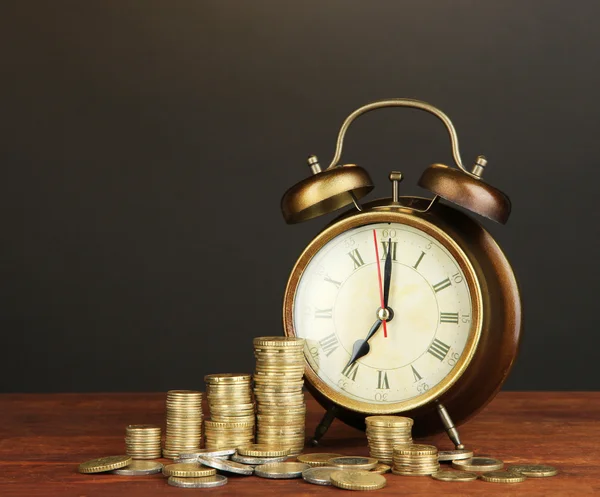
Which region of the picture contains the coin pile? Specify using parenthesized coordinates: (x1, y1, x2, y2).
(253, 336, 306, 455)
(204, 373, 255, 450)
(125, 424, 162, 460)
(163, 390, 203, 459)
(393, 444, 440, 476)
(365, 415, 413, 464)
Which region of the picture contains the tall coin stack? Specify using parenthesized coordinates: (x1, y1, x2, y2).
(204, 373, 255, 450)
(365, 415, 413, 464)
(253, 336, 306, 455)
(163, 390, 203, 459)
(392, 444, 440, 476)
(125, 424, 162, 460)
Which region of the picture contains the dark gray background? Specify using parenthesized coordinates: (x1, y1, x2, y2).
(1, 1, 598, 393)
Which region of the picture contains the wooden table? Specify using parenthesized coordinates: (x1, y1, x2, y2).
(1, 392, 597, 496)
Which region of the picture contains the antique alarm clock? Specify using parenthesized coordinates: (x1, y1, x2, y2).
(281, 99, 522, 448)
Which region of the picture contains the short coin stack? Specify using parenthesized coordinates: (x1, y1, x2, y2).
(204, 373, 255, 450)
(163, 390, 203, 459)
(365, 415, 413, 464)
(253, 336, 306, 455)
(393, 444, 440, 476)
(125, 424, 162, 460)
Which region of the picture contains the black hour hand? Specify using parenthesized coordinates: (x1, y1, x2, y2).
(345, 319, 382, 368)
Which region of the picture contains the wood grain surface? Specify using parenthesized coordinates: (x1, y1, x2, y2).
(0, 391, 597, 496)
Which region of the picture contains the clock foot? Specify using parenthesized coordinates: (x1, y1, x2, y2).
(436, 402, 465, 449)
(310, 405, 340, 446)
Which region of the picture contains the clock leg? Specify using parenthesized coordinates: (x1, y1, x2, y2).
(436, 403, 465, 450)
(310, 405, 340, 446)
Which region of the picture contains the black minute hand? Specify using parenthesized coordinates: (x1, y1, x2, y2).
(383, 238, 393, 308)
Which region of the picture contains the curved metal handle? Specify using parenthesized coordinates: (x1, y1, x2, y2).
(326, 98, 478, 178)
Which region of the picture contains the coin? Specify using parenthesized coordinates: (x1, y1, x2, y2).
(330, 469, 387, 491)
(253, 337, 305, 347)
(78, 455, 132, 474)
(365, 416, 414, 427)
(507, 464, 557, 477)
(438, 449, 474, 462)
(297, 453, 343, 467)
(162, 463, 216, 477)
(394, 444, 437, 455)
(237, 444, 289, 457)
(205, 373, 252, 383)
(481, 470, 527, 483)
(164, 390, 203, 459)
(167, 475, 228, 488)
(254, 462, 310, 479)
(453, 457, 504, 472)
(231, 453, 289, 465)
(302, 466, 339, 485)
(371, 463, 391, 474)
(431, 470, 479, 482)
(329, 456, 379, 470)
(112, 461, 164, 476)
(178, 448, 236, 459)
(197, 455, 254, 475)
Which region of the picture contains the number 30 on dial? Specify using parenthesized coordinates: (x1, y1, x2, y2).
(288, 220, 482, 414)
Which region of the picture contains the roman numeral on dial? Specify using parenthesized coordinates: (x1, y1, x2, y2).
(380, 241, 397, 261)
(428, 338, 451, 361)
(341, 362, 359, 381)
(315, 308, 332, 319)
(348, 249, 365, 270)
(432, 277, 452, 293)
(377, 370, 390, 389)
(411, 365, 422, 382)
(413, 251, 425, 269)
(318, 333, 339, 357)
(440, 312, 459, 324)
(324, 275, 342, 288)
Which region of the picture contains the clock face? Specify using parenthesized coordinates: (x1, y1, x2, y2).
(291, 221, 478, 411)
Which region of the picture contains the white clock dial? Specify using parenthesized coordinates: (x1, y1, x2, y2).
(293, 222, 474, 406)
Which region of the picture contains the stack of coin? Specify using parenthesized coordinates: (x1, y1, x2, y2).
(125, 424, 162, 460)
(365, 416, 413, 464)
(253, 336, 306, 455)
(163, 390, 203, 459)
(393, 444, 440, 476)
(204, 373, 255, 450)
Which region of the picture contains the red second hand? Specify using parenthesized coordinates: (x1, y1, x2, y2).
(372, 229, 388, 338)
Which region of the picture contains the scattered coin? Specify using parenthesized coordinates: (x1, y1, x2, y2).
(297, 453, 343, 467)
(507, 464, 558, 478)
(302, 466, 339, 486)
(452, 457, 504, 472)
(176, 448, 236, 461)
(78, 455, 132, 474)
(431, 470, 479, 482)
(197, 455, 254, 475)
(112, 460, 164, 476)
(330, 469, 387, 491)
(481, 470, 527, 483)
(237, 443, 289, 458)
(254, 462, 310, 479)
(231, 453, 288, 465)
(162, 463, 216, 478)
(438, 449, 474, 462)
(329, 456, 379, 471)
(371, 463, 391, 474)
(167, 475, 228, 488)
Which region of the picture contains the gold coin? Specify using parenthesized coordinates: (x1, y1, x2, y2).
(162, 463, 217, 477)
(329, 456, 379, 470)
(78, 455, 132, 474)
(253, 336, 305, 347)
(297, 453, 343, 467)
(507, 464, 558, 477)
(431, 470, 479, 482)
(238, 444, 289, 457)
(393, 444, 437, 456)
(481, 470, 527, 483)
(371, 463, 391, 474)
(452, 457, 504, 472)
(204, 373, 252, 383)
(365, 415, 413, 427)
(330, 469, 387, 491)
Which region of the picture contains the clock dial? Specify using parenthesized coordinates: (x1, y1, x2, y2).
(292, 222, 475, 407)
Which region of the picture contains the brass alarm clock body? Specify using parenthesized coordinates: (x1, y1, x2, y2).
(280, 99, 522, 438)
(283, 196, 521, 436)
